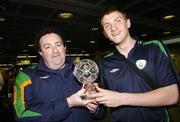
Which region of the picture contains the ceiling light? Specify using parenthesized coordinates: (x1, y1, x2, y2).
(91, 27, 98, 31)
(28, 55, 37, 58)
(28, 44, 35, 47)
(90, 40, 95, 44)
(17, 55, 27, 58)
(22, 50, 28, 52)
(141, 34, 148, 37)
(163, 15, 175, 20)
(163, 31, 171, 35)
(65, 40, 71, 43)
(0, 17, 5, 22)
(0, 64, 13, 67)
(58, 12, 73, 19)
(16, 60, 31, 65)
(84, 54, 90, 56)
(163, 36, 180, 44)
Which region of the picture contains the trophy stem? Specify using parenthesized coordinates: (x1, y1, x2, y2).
(84, 82, 94, 94)
(80, 82, 96, 100)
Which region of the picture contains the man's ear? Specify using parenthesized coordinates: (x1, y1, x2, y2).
(38, 50, 42, 57)
(127, 19, 131, 28)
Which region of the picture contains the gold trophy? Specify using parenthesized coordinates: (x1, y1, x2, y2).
(73, 59, 99, 99)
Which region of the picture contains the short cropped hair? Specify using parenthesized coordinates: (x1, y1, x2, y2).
(99, 6, 128, 26)
(35, 27, 65, 51)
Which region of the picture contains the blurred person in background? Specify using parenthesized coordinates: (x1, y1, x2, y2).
(0, 70, 4, 92)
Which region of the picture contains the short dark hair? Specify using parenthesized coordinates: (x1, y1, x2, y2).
(35, 27, 65, 50)
(99, 6, 128, 25)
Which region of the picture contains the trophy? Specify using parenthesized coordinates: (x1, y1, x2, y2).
(73, 59, 99, 99)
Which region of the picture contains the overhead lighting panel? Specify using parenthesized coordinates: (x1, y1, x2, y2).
(58, 12, 73, 19)
(163, 15, 175, 20)
(140, 34, 148, 37)
(90, 40, 95, 44)
(91, 27, 98, 31)
(163, 31, 171, 35)
(0, 17, 5, 22)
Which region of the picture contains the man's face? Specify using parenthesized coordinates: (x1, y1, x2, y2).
(101, 11, 131, 44)
(39, 33, 66, 70)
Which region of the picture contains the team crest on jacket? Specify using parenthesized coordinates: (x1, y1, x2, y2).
(136, 59, 147, 69)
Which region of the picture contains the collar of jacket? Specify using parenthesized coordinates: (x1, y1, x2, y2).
(37, 57, 74, 75)
(113, 40, 142, 59)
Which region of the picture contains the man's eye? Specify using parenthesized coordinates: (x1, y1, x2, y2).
(44, 46, 50, 49)
(104, 24, 110, 29)
(56, 43, 62, 46)
(55, 41, 63, 46)
(116, 19, 121, 23)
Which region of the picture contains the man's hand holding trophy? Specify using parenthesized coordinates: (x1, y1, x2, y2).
(73, 59, 99, 99)
(66, 59, 100, 113)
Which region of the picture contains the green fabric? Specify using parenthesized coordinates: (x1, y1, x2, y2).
(104, 52, 114, 58)
(14, 71, 41, 118)
(143, 40, 168, 57)
(165, 109, 170, 122)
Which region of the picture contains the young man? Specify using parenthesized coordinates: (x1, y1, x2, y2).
(13, 27, 105, 122)
(90, 6, 180, 122)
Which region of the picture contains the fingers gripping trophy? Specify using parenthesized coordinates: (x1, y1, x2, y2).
(73, 59, 99, 99)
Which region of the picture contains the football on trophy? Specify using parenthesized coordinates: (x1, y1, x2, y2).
(73, 59, 99, 84)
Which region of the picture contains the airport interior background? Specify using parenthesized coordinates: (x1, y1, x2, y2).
(0, 0, 180, 121)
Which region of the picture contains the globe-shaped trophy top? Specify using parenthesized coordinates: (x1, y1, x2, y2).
(73, 59, 99, 84)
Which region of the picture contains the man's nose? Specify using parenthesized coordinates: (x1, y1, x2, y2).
(53, 46, 58, 53)
(111, 24, 117, 31)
